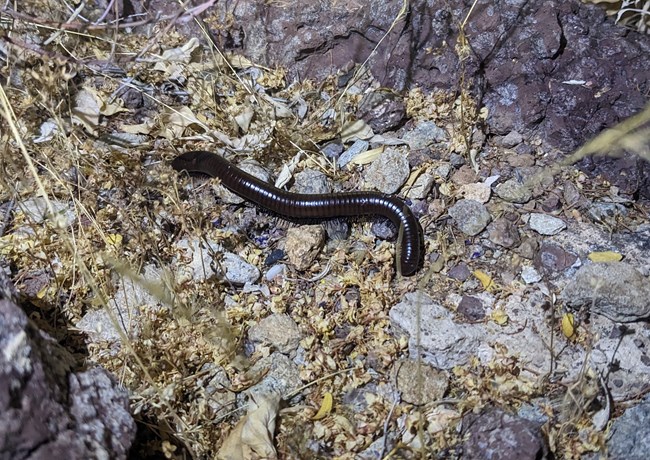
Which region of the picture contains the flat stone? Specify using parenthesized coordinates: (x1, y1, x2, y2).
(406, 172, 435, 200)
(459, 182, 492, 203)
(528, 213, 566, 235)
(533, 242, 578, 275)
(76, 264, 161, 342)
(495, 178, 532, 204)
(501, 131, 524, 147)
(447, 263, 471, 281)
(521, 266, 542, 284)
(607, 394, 650, 458)
(389, 292, 487, 369)
(364, 148, 410, 194)
(338, 139, 369, 168)
(488, 217, 521, 248)
(462, 408, 547, 460)
(246, 352, 302, 399)
(248, 314, 302, 354)
(506, 153, 536, 167)
(176, 239, 260, 285)
(450, 165, 478, 185)
(356, 91, 406, 134)
(1, 299, 135, 459)
(448, 199, 492, 236)
(402, 120, 447, 149)
(589, 314, 650, 400)
(458, 295, 486, 321)
(285, 225, 326, 271)
(562, 262, 650, 322)
(394, 359, 448, 405)
(18, 197, 76, 228)
(292, 169, 330, 194)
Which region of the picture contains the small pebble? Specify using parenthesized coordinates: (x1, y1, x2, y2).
(338, 139, 369, 168)
(265, 264, 286, 281)
(495, 178, 532, 204)
(521, 266, 542, 284)
(406, 172, 435, 200)
(285, 225, 325, 270)
(487, 218, 521, 249)
(458, 295, 486, 321)
(292, 169, 330, 194)
(501, 131, 523, 148)
(402, 120, 447, 149)
(364, 148, 410, 194)
(528, 213, 566, 235)
(448, 199, 492, 236)
(448, 263, 471, 281)
(321, 140, 344, 159)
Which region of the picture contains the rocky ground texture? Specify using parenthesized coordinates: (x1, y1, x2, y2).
(1, 0, 649, 458)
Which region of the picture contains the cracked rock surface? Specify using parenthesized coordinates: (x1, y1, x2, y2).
(0, 299, 135, 460)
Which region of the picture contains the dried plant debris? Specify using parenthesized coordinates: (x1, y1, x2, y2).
(1, 1, 650, 459)
(585, 0, 650, 34)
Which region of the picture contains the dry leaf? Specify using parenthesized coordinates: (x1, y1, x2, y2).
(227, 53, 257, 69)
(120, 120, 154, 135)
(101, 99, 129, 116)
(340, 119, 374, 143)
(438, 182, 453, 196)
(106, 233, 123, 247)
(153, 37, 200, 71)
(36, 285, 49, 299)
(349, 146, 384, 165)
(157, 106, 206, 139)
(312, 392, 333, 420)
(235, 106, 255, 133)
(261, 94, 294, 118)
(473, 270, 496, 292)
(71, 88, 102, 135)
(490, 308, 509, 325)
(275, 151, 302, 189)
(588, 251, 623, 262)
(217, 391, 280, 460)
(562, 313, 575, 338)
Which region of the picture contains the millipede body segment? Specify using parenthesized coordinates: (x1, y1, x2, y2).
(172, 151, 422, 275)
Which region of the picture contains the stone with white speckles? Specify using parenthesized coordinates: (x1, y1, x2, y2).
(364, 148, 410, 194)
(528, 213, 566, 235)
(495, 178, 532, 204)
(521, 266, 542, 284)
(448, 199, 492, 236)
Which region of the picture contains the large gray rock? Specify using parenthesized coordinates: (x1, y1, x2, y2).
(0, 299, 135, 459)
(562, 262, 650, 322)
(607, 395, 650, 459)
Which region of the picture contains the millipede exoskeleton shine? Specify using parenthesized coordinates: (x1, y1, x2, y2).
(172, 151, 423, 275)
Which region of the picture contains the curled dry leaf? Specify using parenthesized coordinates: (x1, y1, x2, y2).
(157, 106, 206, 139)
(562, 313, 576, 339)
(153, 37, 200, 70)
(71, 87, 102, 135)
(217, 391, 281, 460)
(312, 392, 333, 420)
(473, 269, 497, 292)
(349, 146, 384, 165)
(340, 119, 374, 143)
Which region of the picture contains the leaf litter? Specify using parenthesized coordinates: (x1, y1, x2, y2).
(1, 2, 649, 459)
